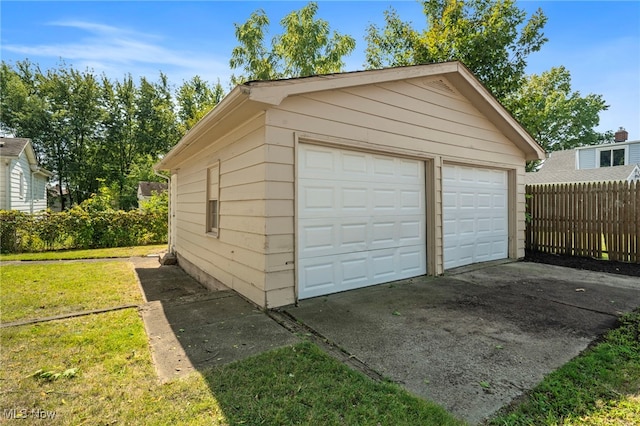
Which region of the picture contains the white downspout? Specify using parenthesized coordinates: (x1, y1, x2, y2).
(6, 160, 13, 211)
(30, 169, 34, 214)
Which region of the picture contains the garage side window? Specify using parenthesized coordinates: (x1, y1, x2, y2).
(207, 163, 220, 237)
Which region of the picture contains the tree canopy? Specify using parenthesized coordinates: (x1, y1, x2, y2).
(230, 2, 356, 84)
(0, 1, 616, 207)
(1, 60, 224, 209)
(504, 66, 609, 153)
(364, 0, 609, 154)
(366, 0, 548, 100)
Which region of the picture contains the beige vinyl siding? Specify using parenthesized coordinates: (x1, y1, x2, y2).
(515, 167, 527, 258)
(266, 75, 527, 276)
(172, 113, 296, 307)
(174, 115, 267, 306)
(268, 87, 524, 164)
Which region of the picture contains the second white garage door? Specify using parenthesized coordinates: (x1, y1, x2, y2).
(443, 164, 508, 269)
(297, 145, 426, 299)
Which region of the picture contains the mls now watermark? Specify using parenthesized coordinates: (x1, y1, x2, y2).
(3, 408, 57, 419)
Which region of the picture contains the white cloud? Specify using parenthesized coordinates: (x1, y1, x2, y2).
(2, 20, 232, 86)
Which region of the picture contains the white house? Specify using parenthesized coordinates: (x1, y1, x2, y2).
(526, 128, 640, 184)
(0, 137, 53, 213)
(156, 62, 545, 308)
(137, 181, 168, 206)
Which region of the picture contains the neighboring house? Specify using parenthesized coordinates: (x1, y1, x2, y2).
(155, 62, 545, 308)
(526, 129, 640, 185)
(47, 184, 73, 212)
(137, 181, 168, 205)
(0, 137, 53, 213)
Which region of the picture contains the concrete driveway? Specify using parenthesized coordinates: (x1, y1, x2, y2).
(283, 261, 640, 424)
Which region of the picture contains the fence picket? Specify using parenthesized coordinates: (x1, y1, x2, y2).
(526, 180, 639, 264)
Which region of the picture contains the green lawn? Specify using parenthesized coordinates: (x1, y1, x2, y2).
(0, 261, 143, 323)
(2, 253, 637, 425)
(0, 260, 463, 425)
(0, 244, 166, 261)
(489, 310, 640, 425)
(0, 309, 227, 425)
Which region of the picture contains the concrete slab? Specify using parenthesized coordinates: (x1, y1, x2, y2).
(132, 257, 299, 382)
(284, 261, 640, 425)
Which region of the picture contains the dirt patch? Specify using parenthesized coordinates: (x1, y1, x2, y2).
(525, 250, 640, 277)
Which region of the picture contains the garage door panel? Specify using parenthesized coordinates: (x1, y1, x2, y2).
(342, 258, 369, 285)
(300, 145, 423, 184)
(299, 215, 424, 257)
(299, 181, 423, 218)
(302, 224, 335, 250)
(298, 144, 426, 299)
(443, 164, 508, 270)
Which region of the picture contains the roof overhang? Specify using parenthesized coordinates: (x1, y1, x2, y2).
(156, 61, 545, 170)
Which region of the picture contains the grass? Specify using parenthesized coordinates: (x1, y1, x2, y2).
(488, 310, 640, 425)
(0, 311, 463, 425)
(0, 260, 464, 425)
(0, 244, 167, 261)
(3, 252, 638, 424)
(0, 310, 227, 424)
(0, 261, 143, 323)
(205, 342, 462, 425)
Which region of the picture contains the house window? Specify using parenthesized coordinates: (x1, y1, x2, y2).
(18, 171, 25, 199)
(207, 163, 220, 236)
(599, 147, 625, 167)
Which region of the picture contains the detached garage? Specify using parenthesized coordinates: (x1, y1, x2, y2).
(156, 61, 545, 308)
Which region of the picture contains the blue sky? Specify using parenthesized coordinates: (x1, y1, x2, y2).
(2, 1, 639, 139)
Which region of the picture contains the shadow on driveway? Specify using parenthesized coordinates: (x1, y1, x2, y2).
(131, 256, 639, 424)
(132, 257, 299, 382)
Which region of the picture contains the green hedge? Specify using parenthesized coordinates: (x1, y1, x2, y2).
(0, 206, 167, 254)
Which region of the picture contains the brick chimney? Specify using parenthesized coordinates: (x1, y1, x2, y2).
(614, 127, 628, 142)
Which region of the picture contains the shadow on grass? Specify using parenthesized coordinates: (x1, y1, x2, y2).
(133, 259, 464, 425)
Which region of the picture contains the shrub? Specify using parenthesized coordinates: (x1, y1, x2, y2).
(0, 188, 168, 253)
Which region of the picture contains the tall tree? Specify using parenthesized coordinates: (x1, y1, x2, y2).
(230, 2, 356, 84)
(1, 61, 105, 207)
(230, 9, 279, 84)
(365, 0, 547, 100)
(62, 67, 105, 203)
(101, 75, 138, 205)
(365, 0, 610, 155)
(504, 67, 608, 154)
(274, 2, 356, 77)
(136, 73, 179, 157)
(176, 76, 224, 133)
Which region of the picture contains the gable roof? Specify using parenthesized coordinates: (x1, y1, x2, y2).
(137, 181, 168, 197)
(156, 61, 545, 170)
(526, 148, 639, 184)
(0, 137, 53, 177)
(0, 137, 30, 158)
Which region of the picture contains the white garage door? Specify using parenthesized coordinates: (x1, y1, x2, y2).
(443, 164, 508, 269)
(297, 144, 426, 299)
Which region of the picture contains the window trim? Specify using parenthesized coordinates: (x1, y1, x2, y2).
(596, 146, 627, 168)
(206, 162, 220, 237)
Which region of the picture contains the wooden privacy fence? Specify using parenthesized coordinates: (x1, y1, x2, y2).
(526, 181, 639, 263)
